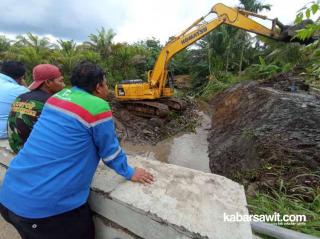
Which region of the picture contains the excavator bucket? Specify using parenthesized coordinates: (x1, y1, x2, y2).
(278, 19, 318, 44)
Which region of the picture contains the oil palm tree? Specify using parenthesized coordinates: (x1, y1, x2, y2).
(237, 0, 271, 73)
(49, 40, 81, 84)
(57, 40, 77, 54)
(13, 33, 52, 67)
(0, 36, 11, 59)
(239, 0, 271, 13)
(84, 27, 116, 59)
(15, 32, 53, 52)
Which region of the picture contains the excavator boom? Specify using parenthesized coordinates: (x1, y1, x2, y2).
(115, 3, 315, 117)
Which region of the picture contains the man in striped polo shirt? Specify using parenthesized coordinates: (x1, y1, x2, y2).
(0, 62, 154, 239)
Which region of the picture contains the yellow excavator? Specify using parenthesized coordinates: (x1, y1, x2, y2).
(115, 3, 316, 117)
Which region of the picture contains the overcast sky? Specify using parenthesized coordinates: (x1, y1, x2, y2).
(0, 0, 313, 44)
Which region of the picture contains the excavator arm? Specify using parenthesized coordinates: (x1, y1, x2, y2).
(115, 3, 315, 117)
(149, 3, 309, 88)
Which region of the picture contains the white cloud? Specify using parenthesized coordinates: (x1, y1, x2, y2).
(114, 0, 312, 44)
(0, 0, 314, 43)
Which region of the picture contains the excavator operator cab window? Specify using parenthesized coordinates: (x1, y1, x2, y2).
(117, 85, 125, 96)
(120, 79, 144, 84)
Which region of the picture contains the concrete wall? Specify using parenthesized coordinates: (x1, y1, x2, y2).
(0, 143, 253, 239)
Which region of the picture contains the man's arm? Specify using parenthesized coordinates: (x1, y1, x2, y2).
(92, 112, 154, 183)
(92, 118, 134, 179)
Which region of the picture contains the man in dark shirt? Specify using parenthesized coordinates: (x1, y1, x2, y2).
(8, 64, 65, 153)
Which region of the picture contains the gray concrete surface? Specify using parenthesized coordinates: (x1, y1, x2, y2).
(0, 215, 21, 239)
(90, 156, 253, 239)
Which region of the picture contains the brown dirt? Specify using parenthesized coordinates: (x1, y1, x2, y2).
(107, 91, 199, 145)
(207, 76, 320, 199)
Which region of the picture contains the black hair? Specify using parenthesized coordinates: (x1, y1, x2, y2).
(70, 61, 105, 93)
(1, 60, 26, 80)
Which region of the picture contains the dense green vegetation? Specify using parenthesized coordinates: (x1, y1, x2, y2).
(0, 29, 159, 87)
(0, 1, 319, 96)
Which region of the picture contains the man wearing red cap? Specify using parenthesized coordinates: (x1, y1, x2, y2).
(7, 64, 65, 153)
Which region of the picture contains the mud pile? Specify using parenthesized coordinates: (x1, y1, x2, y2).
(207, 78, 320, 198)
(107, 92, 199, 145)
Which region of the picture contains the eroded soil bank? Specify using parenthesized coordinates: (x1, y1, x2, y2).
(207, 77, 320, 199)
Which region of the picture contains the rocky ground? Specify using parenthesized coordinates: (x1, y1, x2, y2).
(207, 75, 320, 199)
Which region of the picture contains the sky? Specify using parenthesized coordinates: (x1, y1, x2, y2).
(0, 0, 313, 44)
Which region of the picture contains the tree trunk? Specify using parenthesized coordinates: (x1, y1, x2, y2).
(225, 43, 230, 73)
(239, 40, 245, 75)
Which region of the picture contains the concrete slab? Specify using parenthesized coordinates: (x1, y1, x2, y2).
(0, 216, 21, 239)
(0, 139, 10, 151)
(0, 142, 14, 169)
(90, 156, 253, 239)
(93, 215, 138, 239)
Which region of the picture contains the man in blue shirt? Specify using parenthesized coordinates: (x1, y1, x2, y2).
(0, 61, 29, 139)
(0, 62, 154, 239)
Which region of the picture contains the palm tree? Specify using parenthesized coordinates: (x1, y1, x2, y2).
(48, 40, 81, 84)
(137, 38, 162, 70)
(15, 32, 53, 53)
(57, 40, 77, 55)
(110, 43, 140, 80)
(239, 0, 271, 13)
(84, 27, 116, 59)
(201, 25, 241, 77)
(4, 33, 54, 82)
(237, 0, 271, 74)
(0, 36, 11, 58)
(13, 32, 53, 66)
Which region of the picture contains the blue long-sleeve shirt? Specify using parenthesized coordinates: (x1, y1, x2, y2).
(0, 87, 134, 218)
(0, 73, 29, 138)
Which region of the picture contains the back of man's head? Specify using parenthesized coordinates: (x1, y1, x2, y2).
(70, 61, 105, 93)
(1, 60, 26, 81)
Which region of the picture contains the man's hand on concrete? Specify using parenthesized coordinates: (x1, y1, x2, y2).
(131, 167, 154, 185)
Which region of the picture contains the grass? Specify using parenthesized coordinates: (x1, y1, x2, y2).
(241, 127, 256, 140)
(199, 80, 230, 100)
(167, 110, 198, 134)
(247, 187, 320, 237)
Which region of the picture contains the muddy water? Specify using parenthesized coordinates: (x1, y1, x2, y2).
(122, 111, 211, 173)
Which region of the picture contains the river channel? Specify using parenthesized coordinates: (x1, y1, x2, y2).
(122, 111, 211, 173)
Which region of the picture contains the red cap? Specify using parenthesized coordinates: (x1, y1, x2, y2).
(29, 64, 62, 90)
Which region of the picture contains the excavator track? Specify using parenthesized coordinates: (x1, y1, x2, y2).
(158, 98, 187, 111)
(123, 101, 170, 118)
